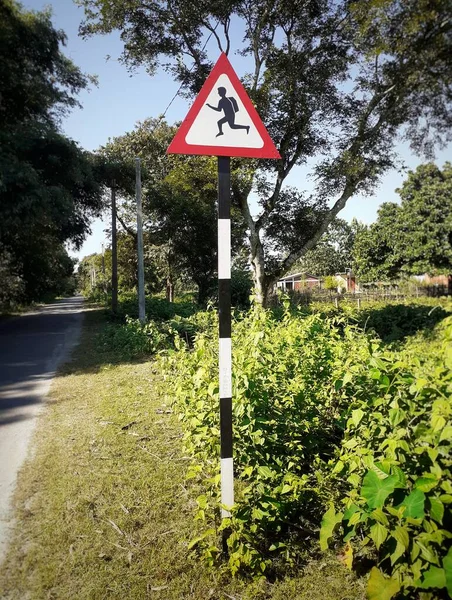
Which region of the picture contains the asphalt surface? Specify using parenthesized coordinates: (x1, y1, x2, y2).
(0, 296, 84, 562)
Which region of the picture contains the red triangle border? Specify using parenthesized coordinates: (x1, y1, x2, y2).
(167, 53, 281, 159)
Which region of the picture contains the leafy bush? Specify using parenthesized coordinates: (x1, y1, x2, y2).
(230, 268, 253, 309)
(358, 303, 449, 342)
(159, 303, 372, 574)
(98, 317, 173, 359)
(114, 292, 198, 322)
(320, 317, 452, 600)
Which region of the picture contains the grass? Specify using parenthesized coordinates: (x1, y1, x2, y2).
(0, 309, 365, 600)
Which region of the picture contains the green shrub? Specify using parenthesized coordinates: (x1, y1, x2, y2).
(98, 317, 173, 359)
(231, 268, 253, 309)
(320, 317, 452, 600)
(159, 303, 372, 574)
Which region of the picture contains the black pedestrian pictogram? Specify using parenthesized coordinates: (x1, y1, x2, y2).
(206, 87, 250, 137)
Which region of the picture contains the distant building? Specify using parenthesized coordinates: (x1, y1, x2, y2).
(334, 272, 359, 293)
(276, 273, 321, 291)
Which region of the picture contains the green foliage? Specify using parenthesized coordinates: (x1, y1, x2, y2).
(0, 0, 103, 304)
(80, 0, 452, 303)
(292, 219, 355, 277)
(152, 297, 451, 584)
(231, 268, 253, 309)
(324, 276, 339, 291)
(321, 315, 452, 599)
(159, 303, 373, 574)
(353, 163, 452, 281)
(357, 302, 450, 343)
(98, 317, 173, 359)
(115, 292, 198, 322)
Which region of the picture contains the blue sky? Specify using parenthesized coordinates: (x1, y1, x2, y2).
(24, 0, 452, 261)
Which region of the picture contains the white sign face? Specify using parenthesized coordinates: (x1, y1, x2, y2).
(185, 74, 264, 149)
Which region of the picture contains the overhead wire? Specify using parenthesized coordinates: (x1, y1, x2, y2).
(160, 19, 222, 119)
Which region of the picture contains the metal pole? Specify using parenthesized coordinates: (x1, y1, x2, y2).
(217, 156, 233, 534)
(111, 181, 118, 314)
(101, 243, 107, 297)
(136, 158, 146, 324)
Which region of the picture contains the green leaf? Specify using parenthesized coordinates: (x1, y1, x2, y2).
(269, 542, 287, 551)
(429, 497, 444, 524)
(343, 504, 360, 522)
(391, 466, 407, 489)
(196, 495, 208, 509)
(389, 408, 405, 427)
(320, 504, 343, 551)
(439, 426, 452, 443)
(443, 547, 452, 595)
(390, 541, 406, 566)
(370, 522, 388, 550)
(393, 525, 409, 550)
(257, 466, 273, 479)
(371, 508, 389, 526)
(351, 408, 364, 426)
(415, 475, 439, 493)
(431, 414, 446, 432)
(419, 566, 446, 589)
(439, 494, 452, 504)
(280, 484, 293, 494)
(399, 489, 425, 519)
(367, 567, 400, 600)
(361, 471, 397, 509)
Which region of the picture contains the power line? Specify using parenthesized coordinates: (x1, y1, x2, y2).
(160, 20, 221, 119)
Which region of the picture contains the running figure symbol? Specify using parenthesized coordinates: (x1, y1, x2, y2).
(206, 87, 250, 137)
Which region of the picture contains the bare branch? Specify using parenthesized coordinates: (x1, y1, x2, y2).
(116, 213, 137, 239)
(274, 183, 355, 280)
(202, 19, 224, 54)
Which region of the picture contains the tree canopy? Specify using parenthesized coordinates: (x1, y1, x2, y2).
(290, 218, 355, 277)
(97, 118, 247, 303)
(353, 162, 452, 282)
(0, 0, 104, 305)
(79, 0, 452, 304)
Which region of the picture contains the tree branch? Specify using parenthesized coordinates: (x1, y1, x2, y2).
(116, 213, 137, 239)
(167, 1, 203, 70)
(202, 18, 224, 54)
(274, 182, 356, 281)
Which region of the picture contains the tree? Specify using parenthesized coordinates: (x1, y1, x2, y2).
(0, 0, 104, 304)
(79, 0, 452, 304)
(352, 203, 403, 282)
(395, 162, 452, 275)
(353, 163, 452, 281)
(291, 218, 355, 276)
(98, 119, 247, 304)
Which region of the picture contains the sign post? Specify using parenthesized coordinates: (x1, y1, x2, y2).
(136, 157, 146, 324)
(217, 155, 233, 519)
(167, 52, 280, 544)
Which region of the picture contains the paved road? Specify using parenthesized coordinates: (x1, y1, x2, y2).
(0, 296, 84, 561)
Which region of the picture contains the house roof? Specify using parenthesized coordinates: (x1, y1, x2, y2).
(278, 272, 320, 282)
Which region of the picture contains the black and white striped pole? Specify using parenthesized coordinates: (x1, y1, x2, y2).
(165, 53, 281, 549)
(217, 156, 233, 521)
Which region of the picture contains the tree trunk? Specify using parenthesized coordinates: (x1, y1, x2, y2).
(166, 274, 174, 303)
(249, 228, 274, 307)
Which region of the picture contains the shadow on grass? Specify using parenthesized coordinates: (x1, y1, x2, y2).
(356, 303, 450, 343)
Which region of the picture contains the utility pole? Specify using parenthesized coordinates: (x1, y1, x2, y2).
(101, 243, 107, 297)
(136, 158, 145, 324)
(111, 181, 118, 314)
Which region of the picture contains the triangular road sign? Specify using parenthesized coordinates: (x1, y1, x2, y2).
(167, 53, 281, 159)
